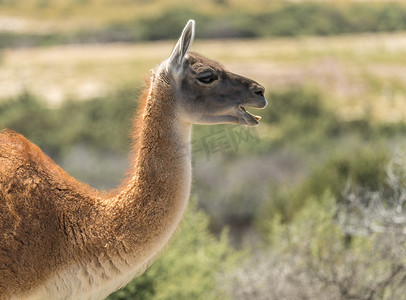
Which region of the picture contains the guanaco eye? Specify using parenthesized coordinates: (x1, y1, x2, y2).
(196, 71, 218, 84)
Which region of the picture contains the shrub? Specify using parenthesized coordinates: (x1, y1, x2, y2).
(0, 91, 59, 154)
(228, 184, 406, 299)
(0, 87, 139, 159)
(3, 2, 406, 48)
(261, 86, 342, 147)
(107, 199, 236, 300)
(260, 145, 389, 224)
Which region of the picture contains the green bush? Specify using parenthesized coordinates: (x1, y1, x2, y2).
(107, 199, 236, 300)
(58, 87, 138, 155)
(254, 160, 406, 299)
(264, 87, 326, 123)
(0, 87, 139, 159)
(298, 146, 389, 201)
(259, 193, 406, 300)
(259, 85, 406, 149)
(0, 91, 59, 153)
(260, 146, 389, 224)
(3, 2, 406, 48)
(100, 2, 406, 41)
(261, 2, 406, 37)
(260, 86, 341, 147)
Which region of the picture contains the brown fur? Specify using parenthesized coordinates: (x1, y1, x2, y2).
(0, 20, 267, 300)
(0, 70, 192, 299)
(0, 129, 105, 296)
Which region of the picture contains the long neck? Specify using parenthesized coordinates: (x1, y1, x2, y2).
(17, 75, 193, 299)
(110, 74, 192, 264)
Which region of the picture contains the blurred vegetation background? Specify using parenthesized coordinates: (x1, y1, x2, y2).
(2, 0, 406, 299)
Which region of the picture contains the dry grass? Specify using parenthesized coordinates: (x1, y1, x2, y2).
(0, 0, 274, 33)
(1, 32, 406, 120)
(1, 0, 404, 34)
(0, 42, 171, 105)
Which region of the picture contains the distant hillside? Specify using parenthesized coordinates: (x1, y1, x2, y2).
(1, 0, 406, 48)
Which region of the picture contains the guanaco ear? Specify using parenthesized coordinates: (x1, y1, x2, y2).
(168, 19, 195, 68)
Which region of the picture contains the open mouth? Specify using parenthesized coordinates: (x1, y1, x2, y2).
(240, 106, 261, 120)
(238, 106, 262, 126)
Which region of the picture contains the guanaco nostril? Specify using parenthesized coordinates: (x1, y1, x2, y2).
(255, 90, 264, 97)
(251, 85, 265, 97)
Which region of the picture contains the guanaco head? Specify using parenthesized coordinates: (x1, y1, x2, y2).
(162, 20, 267, 127)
